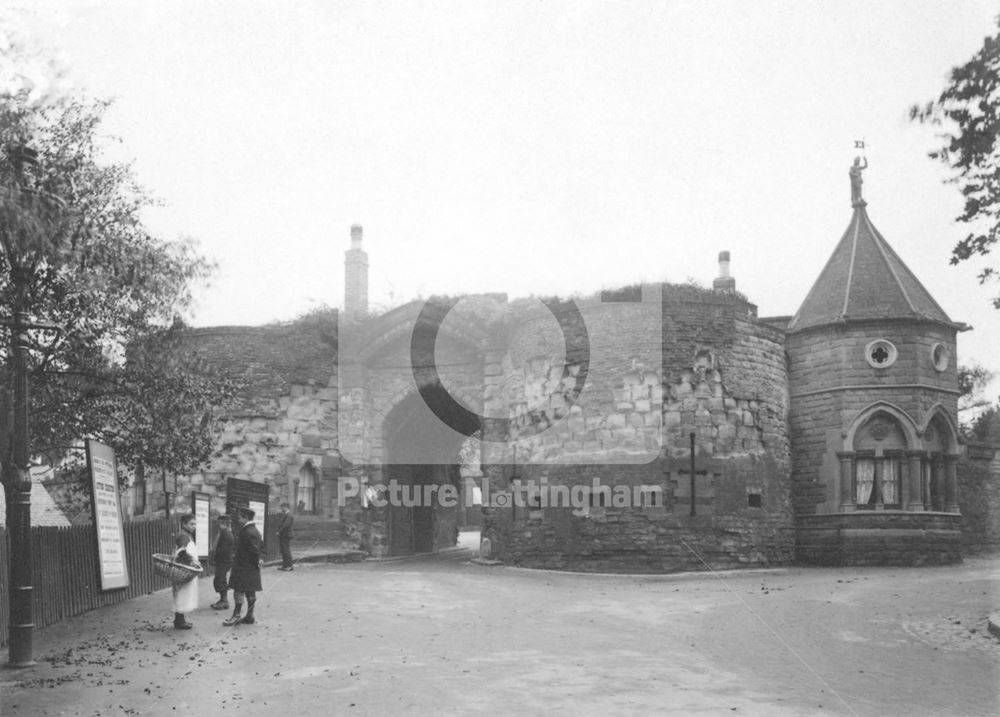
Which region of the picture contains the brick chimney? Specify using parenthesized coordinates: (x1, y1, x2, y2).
(713, 250, 735, 291)
(345, 224, 368, 318)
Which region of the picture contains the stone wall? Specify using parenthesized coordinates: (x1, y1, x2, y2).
(484, 288, 795, 572)
(958, 442, 1000, 554)
(488, 455, 794, 572)
(796, 511, 963, 566)
(172, 322, 341, 518)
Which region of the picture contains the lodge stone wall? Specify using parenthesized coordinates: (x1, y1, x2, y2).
(795, 511, 963, 566)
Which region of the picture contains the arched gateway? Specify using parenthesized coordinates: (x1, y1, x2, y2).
(338, 295, 491, 557)
(380, 387, 480, 555)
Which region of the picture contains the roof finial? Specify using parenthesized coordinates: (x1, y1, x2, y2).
(850, 140, 868, 207)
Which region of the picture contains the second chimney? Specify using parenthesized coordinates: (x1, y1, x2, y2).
(713, 250, 735, 291)
(345, 224, 369, 318)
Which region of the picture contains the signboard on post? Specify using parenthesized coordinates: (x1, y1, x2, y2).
(226, 477, 269, 550)
(86, 440, 130, 591)
(191, 492, 211, 559)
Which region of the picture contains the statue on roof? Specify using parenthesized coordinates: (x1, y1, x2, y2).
(849, 155, 868, 206)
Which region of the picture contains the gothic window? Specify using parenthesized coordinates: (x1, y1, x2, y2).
(922, 416, 952, 511)
(297, 461, 318, 513)
(854, 453, 902, 508)
(851, 412, 907, 509)
(922, 457, 948, 511)
(865, 339, 897, 368)
(855, 457, 875, 505)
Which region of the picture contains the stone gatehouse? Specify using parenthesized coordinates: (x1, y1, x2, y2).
(152, 166, 987, 571)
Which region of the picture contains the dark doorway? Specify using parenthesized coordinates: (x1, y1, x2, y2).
(412, 465, 435, 553)
(387, 464, 436, 555)
(382, 384, 480, 557)
(387, 465, 414, 556)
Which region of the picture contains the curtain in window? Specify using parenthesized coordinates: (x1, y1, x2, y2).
(881, 458, 899, 505)
(856, 459, 875, 505)
(298, 465, 316, 512)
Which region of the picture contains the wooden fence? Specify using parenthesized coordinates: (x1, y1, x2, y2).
(0, 516, 279, 647)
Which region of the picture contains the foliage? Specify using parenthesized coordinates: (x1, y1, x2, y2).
(911, 16, 1000, 307)
(957, 363, 999, 441)
(1, 27, 235, 498)
(958, 363, 994, 411)
(62, 325, 245, 477)
(272, 304, 337, 346)
(968, 406, 1000, 443)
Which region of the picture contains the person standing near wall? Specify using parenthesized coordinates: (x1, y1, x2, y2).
(276, 501, 295, 570)
(223, 507, 263, 626)
(210, 514, 235, 609)
(171, 514, 199, 630)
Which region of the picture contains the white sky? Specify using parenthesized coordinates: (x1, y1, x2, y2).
(8, 1, 1000, 386)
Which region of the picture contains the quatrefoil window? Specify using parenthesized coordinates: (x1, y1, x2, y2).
(865, 339, 897, 369)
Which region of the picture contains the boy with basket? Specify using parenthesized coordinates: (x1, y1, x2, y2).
(171, 514, 199, 630)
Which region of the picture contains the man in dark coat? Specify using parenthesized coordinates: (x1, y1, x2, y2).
(209, 514, 235, 610)
(276, 501, 295, 570)
(223, 507, 263, 626)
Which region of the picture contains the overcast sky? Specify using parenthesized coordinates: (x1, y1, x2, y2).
(9, 1, 1000, 383)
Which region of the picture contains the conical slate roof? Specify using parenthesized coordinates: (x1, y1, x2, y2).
(787, 202, 954, 332)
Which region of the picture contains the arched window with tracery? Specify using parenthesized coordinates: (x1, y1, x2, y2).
(852, 413, 906, 509)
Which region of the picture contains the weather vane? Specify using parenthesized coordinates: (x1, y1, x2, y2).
(850, 139, 868, 207)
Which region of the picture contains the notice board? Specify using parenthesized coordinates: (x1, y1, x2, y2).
(87, 440, 130, 590)
(226, 477, 269, 550)
(191, 491, 211, 559)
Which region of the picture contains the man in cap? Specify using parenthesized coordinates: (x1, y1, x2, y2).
(209, 514, 235, 610)
(223, 507, 264, 626)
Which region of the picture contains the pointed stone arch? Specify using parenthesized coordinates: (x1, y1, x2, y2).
(376, 385, 481, 556)
(835, 402, 919, 511)
(842, 401, 919, 452)
(356, 299, 496, 365)
(919, 404, 959, 454)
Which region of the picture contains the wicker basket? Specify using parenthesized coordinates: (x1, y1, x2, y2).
(152, 553, 203, 584)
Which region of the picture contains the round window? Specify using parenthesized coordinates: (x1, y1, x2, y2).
(930, 343, 949, 372)
(865, 339, 897, 369)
